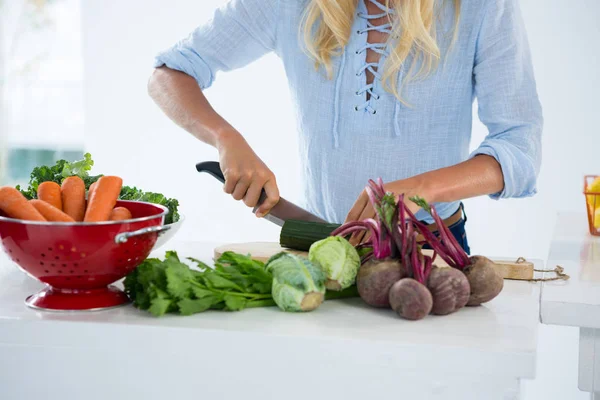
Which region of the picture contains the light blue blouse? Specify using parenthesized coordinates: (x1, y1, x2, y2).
(154, 0, 543, 224)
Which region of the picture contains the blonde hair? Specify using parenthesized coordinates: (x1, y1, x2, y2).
(302, 0, 460, 105)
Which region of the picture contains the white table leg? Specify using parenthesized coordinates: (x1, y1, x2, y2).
(580, 328, 600, 393)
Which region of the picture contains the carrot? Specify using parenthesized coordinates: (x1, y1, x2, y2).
(84, 176, 123, 222)
(0, 187, 46, 221)
(61, 177, 86, 222)
(30, 200, 75, 223)
(37, 181, 62, 210)
(109, 206, 132, 221)
(88, 181, 98, 199)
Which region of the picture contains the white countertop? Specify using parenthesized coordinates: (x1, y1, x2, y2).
(0, 241, 542, 400)
(541, 213, 600, 329)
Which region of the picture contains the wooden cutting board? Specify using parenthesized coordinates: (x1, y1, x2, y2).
(213, 242, 535, 281)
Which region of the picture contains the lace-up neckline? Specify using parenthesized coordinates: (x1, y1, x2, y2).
(354, 0, 394, 114)
(331, 0, 399, 148)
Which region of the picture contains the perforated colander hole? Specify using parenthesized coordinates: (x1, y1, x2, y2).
(40, 261, 44, 266)
(70, 270, 74, 274)
(8, 249, 12, 253)
(57, 270, 63, 274)
(41, 253, 46, 257)
(77, 276, 83, 280)
(55, 256, 60, 260)
(44, 270, 49, 273)
(51, 263, 56, 267)
(48, 247, 53, 251)
(84, 270, 89, 273)
(74, 263, 79, 267)
(15, 258, 20, 262)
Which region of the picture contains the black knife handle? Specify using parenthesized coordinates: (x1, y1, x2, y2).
(195, 161, 268, 207)
(195, 161, 225, 184)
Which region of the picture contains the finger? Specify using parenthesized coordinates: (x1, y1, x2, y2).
(243, 179, 264, 208)
(231, 178, 250, 201)
(256, 179, 280, 217)
(223, 169, 239, 194)
(345, 191, 368, 224)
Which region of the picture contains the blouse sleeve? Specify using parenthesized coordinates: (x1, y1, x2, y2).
(470, 0, 543, 199)
(153, 0, 279, 89)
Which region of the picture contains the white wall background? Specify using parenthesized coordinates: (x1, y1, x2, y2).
(81, 1, 599, 399)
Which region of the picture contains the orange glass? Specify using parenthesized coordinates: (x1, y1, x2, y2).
(584, 175, 600, 236)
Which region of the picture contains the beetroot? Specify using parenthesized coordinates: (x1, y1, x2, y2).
(356, 259, 405, 308)
(389, 278, 433, 320)
(427, 266, 470, 315)
(334, 184, 437, 319)
(409, 197, 504, 306)
(464, 256, 504, 306)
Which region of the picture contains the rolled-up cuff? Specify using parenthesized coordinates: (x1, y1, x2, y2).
(153, 45, 214, 90)
(470, 142, 538, 200)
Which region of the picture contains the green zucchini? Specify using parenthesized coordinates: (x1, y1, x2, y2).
(279, 220, 341, 251)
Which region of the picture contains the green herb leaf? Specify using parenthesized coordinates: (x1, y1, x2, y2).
(203, 274, 245, 292)
(187, 257, 211, 270)
(191, 286, 214, 299)
(120, 186, 180, 224)
(61, 152, 94, 179)
(223, 295, 247, 311)
(250, 282, 272, 294)
(409, 195, 431, 213)
(178, 297, 215, 315)
(148, 288, 173, 317)
(165, 264, 194, 299)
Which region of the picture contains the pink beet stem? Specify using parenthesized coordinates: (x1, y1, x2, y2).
(366, 186, 379, 209)
(429, 206, 469, 268)
(403, 206, 457, 267)
(361, 251, 374, 264)
(423, 254, 433, 280)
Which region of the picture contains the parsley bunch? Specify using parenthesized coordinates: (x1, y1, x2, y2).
(123, 251, 276, 316)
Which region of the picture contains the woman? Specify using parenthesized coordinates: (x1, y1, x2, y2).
(148, 0, 542, 253)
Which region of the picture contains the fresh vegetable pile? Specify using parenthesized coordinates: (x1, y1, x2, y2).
(125, 177, 503, 320)
(331, 179, 503, 320)
(13, 153, 180, 224)
(125, 250, 360, 316)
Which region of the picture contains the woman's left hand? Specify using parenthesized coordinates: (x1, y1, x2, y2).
(344, 179, 428, 246)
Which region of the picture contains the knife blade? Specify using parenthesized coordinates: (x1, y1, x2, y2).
(196, 161, 327, 227)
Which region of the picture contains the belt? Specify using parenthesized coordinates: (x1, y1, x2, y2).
(416, 206, 464, 241)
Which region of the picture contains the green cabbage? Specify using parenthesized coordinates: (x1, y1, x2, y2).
(266, 252, 326, 312)
(308, 236, 360, 291)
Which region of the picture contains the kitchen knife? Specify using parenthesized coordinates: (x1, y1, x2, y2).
(195, 161, 327, 227)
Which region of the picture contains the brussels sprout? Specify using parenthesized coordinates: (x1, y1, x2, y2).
(266, 252, 326, 312)
(308, 236, 361, 291)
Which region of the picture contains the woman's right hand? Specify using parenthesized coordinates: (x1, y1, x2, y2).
(216, 131, 280, 218)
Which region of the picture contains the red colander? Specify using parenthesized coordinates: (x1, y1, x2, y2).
(0, 200, 170, 311)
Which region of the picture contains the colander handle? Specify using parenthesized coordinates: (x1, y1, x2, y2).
(114, 225, 172, 244)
